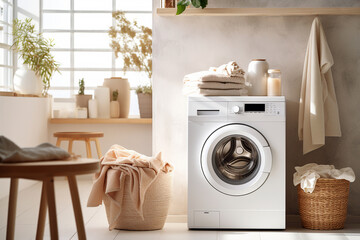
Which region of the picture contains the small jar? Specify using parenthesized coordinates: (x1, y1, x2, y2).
(161, 0, 176, 8)
(267, 69, 282, 96)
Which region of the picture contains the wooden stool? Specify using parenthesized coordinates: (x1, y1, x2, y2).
(54, 132, 104, 159)
(0, 158, 99, 240)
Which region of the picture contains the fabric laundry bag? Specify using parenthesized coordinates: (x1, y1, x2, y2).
(87, 145, 173, 230)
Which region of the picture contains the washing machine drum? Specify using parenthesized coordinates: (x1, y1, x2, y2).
(201, 124, 272, 196)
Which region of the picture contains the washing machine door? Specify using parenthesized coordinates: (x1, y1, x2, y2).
(201, 124, 272, 196)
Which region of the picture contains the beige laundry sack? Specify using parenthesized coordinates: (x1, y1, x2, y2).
(104, 171, 173, 230)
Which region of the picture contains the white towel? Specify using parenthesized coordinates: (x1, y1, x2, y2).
(209, 61, 245, 77)
(183, 71, 245, 84)
(298, 17, 342, 155)
(293, 163, 355, 193)
(183, 87, 248, 96)
(184, 81, 245, 90)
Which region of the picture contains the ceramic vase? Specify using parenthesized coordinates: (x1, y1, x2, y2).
(110, 101, 120, 118)
(88, 99, 98, 118)
(13, 65, 42, 95)
(137, 93, 152, 118)
(94, 86, 110, 118)
(103, 77, 130, 118)
(247, 59, 269, 96)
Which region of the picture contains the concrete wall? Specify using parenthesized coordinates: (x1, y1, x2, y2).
(153, 0, 360, 216)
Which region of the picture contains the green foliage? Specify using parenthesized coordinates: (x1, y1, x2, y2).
(177, 0, 208, 15)
(112, 89, 119, 101)
(135, 85, 152, 95)
(78, 78, 85, 95)
(109, 11, 152, 79)
(12, 18, 60, 96)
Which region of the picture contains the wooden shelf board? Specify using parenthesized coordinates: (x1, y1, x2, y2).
(49, 118, 152, 124)
(157, 7, 360, 16)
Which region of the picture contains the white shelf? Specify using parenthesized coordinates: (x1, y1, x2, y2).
(157, 7, 360, 16)
(49, 118, 152, 124)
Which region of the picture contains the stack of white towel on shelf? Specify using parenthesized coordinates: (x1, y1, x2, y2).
(183, 61, 248, 96)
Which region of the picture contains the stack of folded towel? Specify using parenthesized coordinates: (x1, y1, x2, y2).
(183, 61, 247, 96)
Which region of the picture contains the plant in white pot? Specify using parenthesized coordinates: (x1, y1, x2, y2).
(109, 11, 152, 118)
(76, 78, 92, 112)
(110, 90, 120, 118)
(12, 18, 59, 96)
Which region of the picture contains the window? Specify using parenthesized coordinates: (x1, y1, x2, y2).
(41, 0, 152, 115)
(0, 0, 39, 91)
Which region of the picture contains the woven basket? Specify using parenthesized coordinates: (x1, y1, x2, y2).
(104, 171, 172, 230)
(297, 178, 350, 230)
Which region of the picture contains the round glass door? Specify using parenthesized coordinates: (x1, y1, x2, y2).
(213, 135, 260, 185)
(201, 124, 272, 196)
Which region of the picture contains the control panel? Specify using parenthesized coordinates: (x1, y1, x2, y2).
(228, 102, 284, 116)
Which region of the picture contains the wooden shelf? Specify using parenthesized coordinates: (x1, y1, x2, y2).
(157, 7, 360, 16)
(49, 118, 152, 124)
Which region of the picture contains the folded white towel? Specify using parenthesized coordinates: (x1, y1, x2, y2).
(184, 81, 245, 90)
(293, 163, 355, 193)
(183, 87, 248, 96)
(209, 61, 245, 77)
(184, 71, 245, 84)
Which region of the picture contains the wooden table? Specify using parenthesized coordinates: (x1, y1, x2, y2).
(0, 158, 100, 240)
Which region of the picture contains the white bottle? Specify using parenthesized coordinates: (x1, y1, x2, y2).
(247, 59, 269, 96)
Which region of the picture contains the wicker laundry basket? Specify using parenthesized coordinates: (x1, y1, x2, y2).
(297, 178, 350, 230)
(104, 171, 172, 230)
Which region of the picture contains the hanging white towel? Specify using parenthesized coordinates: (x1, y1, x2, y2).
(298, 17, 341, 154)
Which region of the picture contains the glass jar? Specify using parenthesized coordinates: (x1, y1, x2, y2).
(161, 0, 176, 8)
(267, 69, 281, 96)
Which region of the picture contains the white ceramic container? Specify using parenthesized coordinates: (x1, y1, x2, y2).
(247, 59, 269, 96)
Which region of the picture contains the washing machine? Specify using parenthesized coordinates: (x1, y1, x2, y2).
(188, 96, 286, 229)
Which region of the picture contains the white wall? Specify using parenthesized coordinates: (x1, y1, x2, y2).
(48, 123, 152, 161)
(0, 96, 50, 199)
(153, 0, 360, 216)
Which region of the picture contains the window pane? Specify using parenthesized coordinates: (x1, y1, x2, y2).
(43, 13, 70, 30)
(74, 71, 112, 88)
(43, 33, 70, 49)
(43, 0, 70, 10)
(125, 13, 152, 29)
(48, 89, 72, 98)
(52, 51, 70, 68)
(50, 71, 71, 87)
(116, 0, 152, 11)
(115, 71, 151, 88)
(0, 49, 11, 65)
(74, 0, 112, 11)
(74, 13, 112, 30)
(18, 0, 39, 17)
(0, 67, 13, 91)
(74, 52, 112, 68)
(74, 33, 110, 49)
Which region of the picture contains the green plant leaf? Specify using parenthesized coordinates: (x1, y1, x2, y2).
(200, 0, 208, 8)
(176, 5, 187, 15)
(191, 0, 201, 8)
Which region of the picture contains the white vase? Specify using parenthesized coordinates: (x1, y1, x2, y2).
(13, 66, 42, 95)
(103, 77, 130, 118)
(94, 86, 110, 118)
(247, 59, 269, 96)
(110, 101, 120, 118)
(88, 99, 98, 118)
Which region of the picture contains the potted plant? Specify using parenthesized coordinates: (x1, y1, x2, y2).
(12, 18, 59, 96)
(135, 85, 152, 118)
(110, 90, 120, 118)
(176, 0, 208, 15)
(109, 11, 152, 118)
(75, 78, 92, 115)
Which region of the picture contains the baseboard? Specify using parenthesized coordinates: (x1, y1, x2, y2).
(166, 214, 360, 224)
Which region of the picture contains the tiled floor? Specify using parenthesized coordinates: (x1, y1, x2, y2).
(0, 179, 359, 240)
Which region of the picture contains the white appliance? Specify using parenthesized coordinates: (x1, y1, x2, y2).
(188, 96, 286, 229)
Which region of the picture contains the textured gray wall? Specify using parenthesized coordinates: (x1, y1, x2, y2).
(153, 0, 360, 216)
